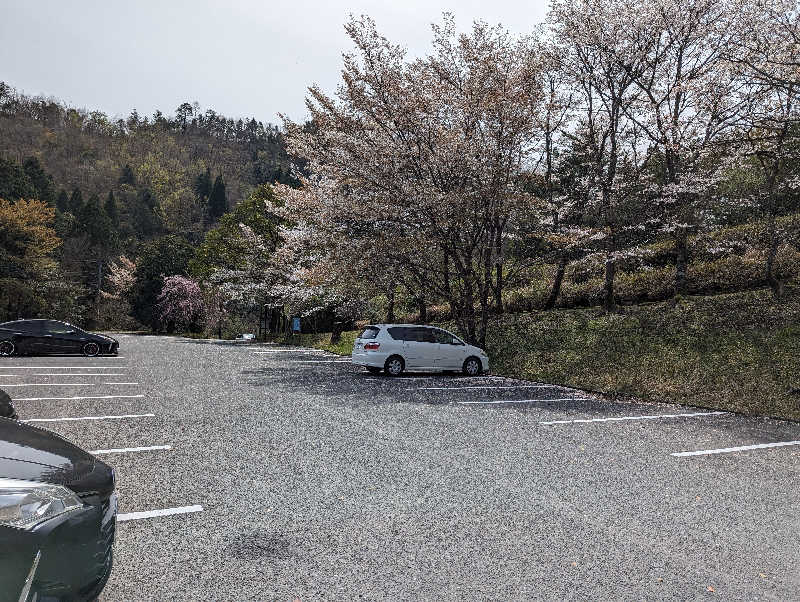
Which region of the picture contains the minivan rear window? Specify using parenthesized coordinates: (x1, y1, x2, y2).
(359, 327, 380, 340)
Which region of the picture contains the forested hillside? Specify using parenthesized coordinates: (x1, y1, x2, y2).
(0, 82, 297, 328)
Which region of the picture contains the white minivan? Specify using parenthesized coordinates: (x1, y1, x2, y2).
(351, 324, 489, 376)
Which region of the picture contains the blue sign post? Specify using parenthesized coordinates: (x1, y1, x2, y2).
(292, 317, 301, 334)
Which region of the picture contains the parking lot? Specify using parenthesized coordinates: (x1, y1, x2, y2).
(4, 334, 800, 599)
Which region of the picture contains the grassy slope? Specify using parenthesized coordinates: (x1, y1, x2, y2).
(276, 288, 800, 421)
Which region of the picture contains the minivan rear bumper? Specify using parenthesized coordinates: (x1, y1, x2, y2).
(351, 351, 388, 368)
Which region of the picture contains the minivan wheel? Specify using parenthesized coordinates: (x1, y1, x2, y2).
(463, 357, 482, 376)
(384, 355, 405, 377)
(366, 366, 382, 375)
(83, 342, 100, 357)
(0, 340, 14, 356)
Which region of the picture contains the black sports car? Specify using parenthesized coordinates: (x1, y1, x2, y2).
(0, 320, 119, 357)
(0, 417, 117, 600)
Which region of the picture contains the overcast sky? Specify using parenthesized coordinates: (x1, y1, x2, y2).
(0, 0, 549, 125)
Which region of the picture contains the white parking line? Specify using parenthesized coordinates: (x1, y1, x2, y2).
(458, 397, 596, 405)
(1, 383, 95, 387)
(253, 349, 323, 354)
(412, 385, 556, 391)
(104, 382, 139, 385)
(23, 413, 155, 423)
(33, 373, 127, 376)
(90, 445, 172, 454)
(672, 440, 800, 457)
(289, 360, 352, 363)
(0, 366, 128, 369)
(117, 505, 204, 522)
(13, 394, 145, 401)
(540, 411, 727, 426)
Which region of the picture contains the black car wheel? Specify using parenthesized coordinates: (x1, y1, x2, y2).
(83, 342, 100, 357)
(384, 355, 405, 377)
(366, 366, 382, 375)
(0, 340, 14, 356)
(463, 356, 482, 376)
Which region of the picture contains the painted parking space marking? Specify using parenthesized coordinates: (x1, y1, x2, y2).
(0, 383, 95, 387)
(540, 411, 727, 426)
(90, 445, 172, 455)
(117, 505, 204, 522)
(23, 413, 155, 423)
(672, 440, 800, 457)
(104, 382, 139, 385)
(289, 359, 352, 363)
(254, 349, 324, 354)
(0, 366, 128, 369)
(412, 385, 557, 391)
(33, 373, 127, 376)
(13, 394, 146, 401)
(458, 397, 596, 405)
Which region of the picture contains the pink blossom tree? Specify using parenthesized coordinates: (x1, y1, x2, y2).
(156, 275, 205, 333)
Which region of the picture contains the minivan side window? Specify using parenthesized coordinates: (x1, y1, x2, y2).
(387, 327, 408, 340)
(359, 327, 380, 340)
(409, 327, 436, 343)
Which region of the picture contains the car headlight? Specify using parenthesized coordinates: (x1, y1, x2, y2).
(0, 478, 83, 530)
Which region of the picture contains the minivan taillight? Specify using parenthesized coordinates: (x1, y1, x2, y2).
(364, 342, 380, 351)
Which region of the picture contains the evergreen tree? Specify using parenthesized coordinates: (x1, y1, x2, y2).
(134, 189, 162, 237)
(79, 194, 113, 242)
(105, 190, 119, 228)
(22, 157, 55, 204)
(119, 164, 136, 185)
(207, 174, 227, 221)
(68, 188, 84, 214)
(0, 155, 35, 200)
(129, 235, 195, 329)
(193, 168, 211, 203)
(55, 189, 69, 213)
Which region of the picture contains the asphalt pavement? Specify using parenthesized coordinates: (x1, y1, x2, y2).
(4, 335, 800, 600)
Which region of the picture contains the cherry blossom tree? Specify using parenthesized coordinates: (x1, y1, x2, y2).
(726, 0, 800, 297)
(549, 0, 651, 312)
(156, 275, 205, 333)
(616, 0, 746, 296)
(282, 15, 545, 345)
(100, 256, 136, 300)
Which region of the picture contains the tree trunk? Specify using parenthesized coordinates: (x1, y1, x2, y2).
(603, 225, 617, 313)
(386, 285, 395, 323)
(493, 217, 504, 314)
(330, 321, 343, 344)
(417, 297, 427, 323)
(765, 214, 783, 299)
(494, 262, 503, 314)
(544, 255, 568, 310)
(604, 255, 616, 313)
(674, 230, 689, 297)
